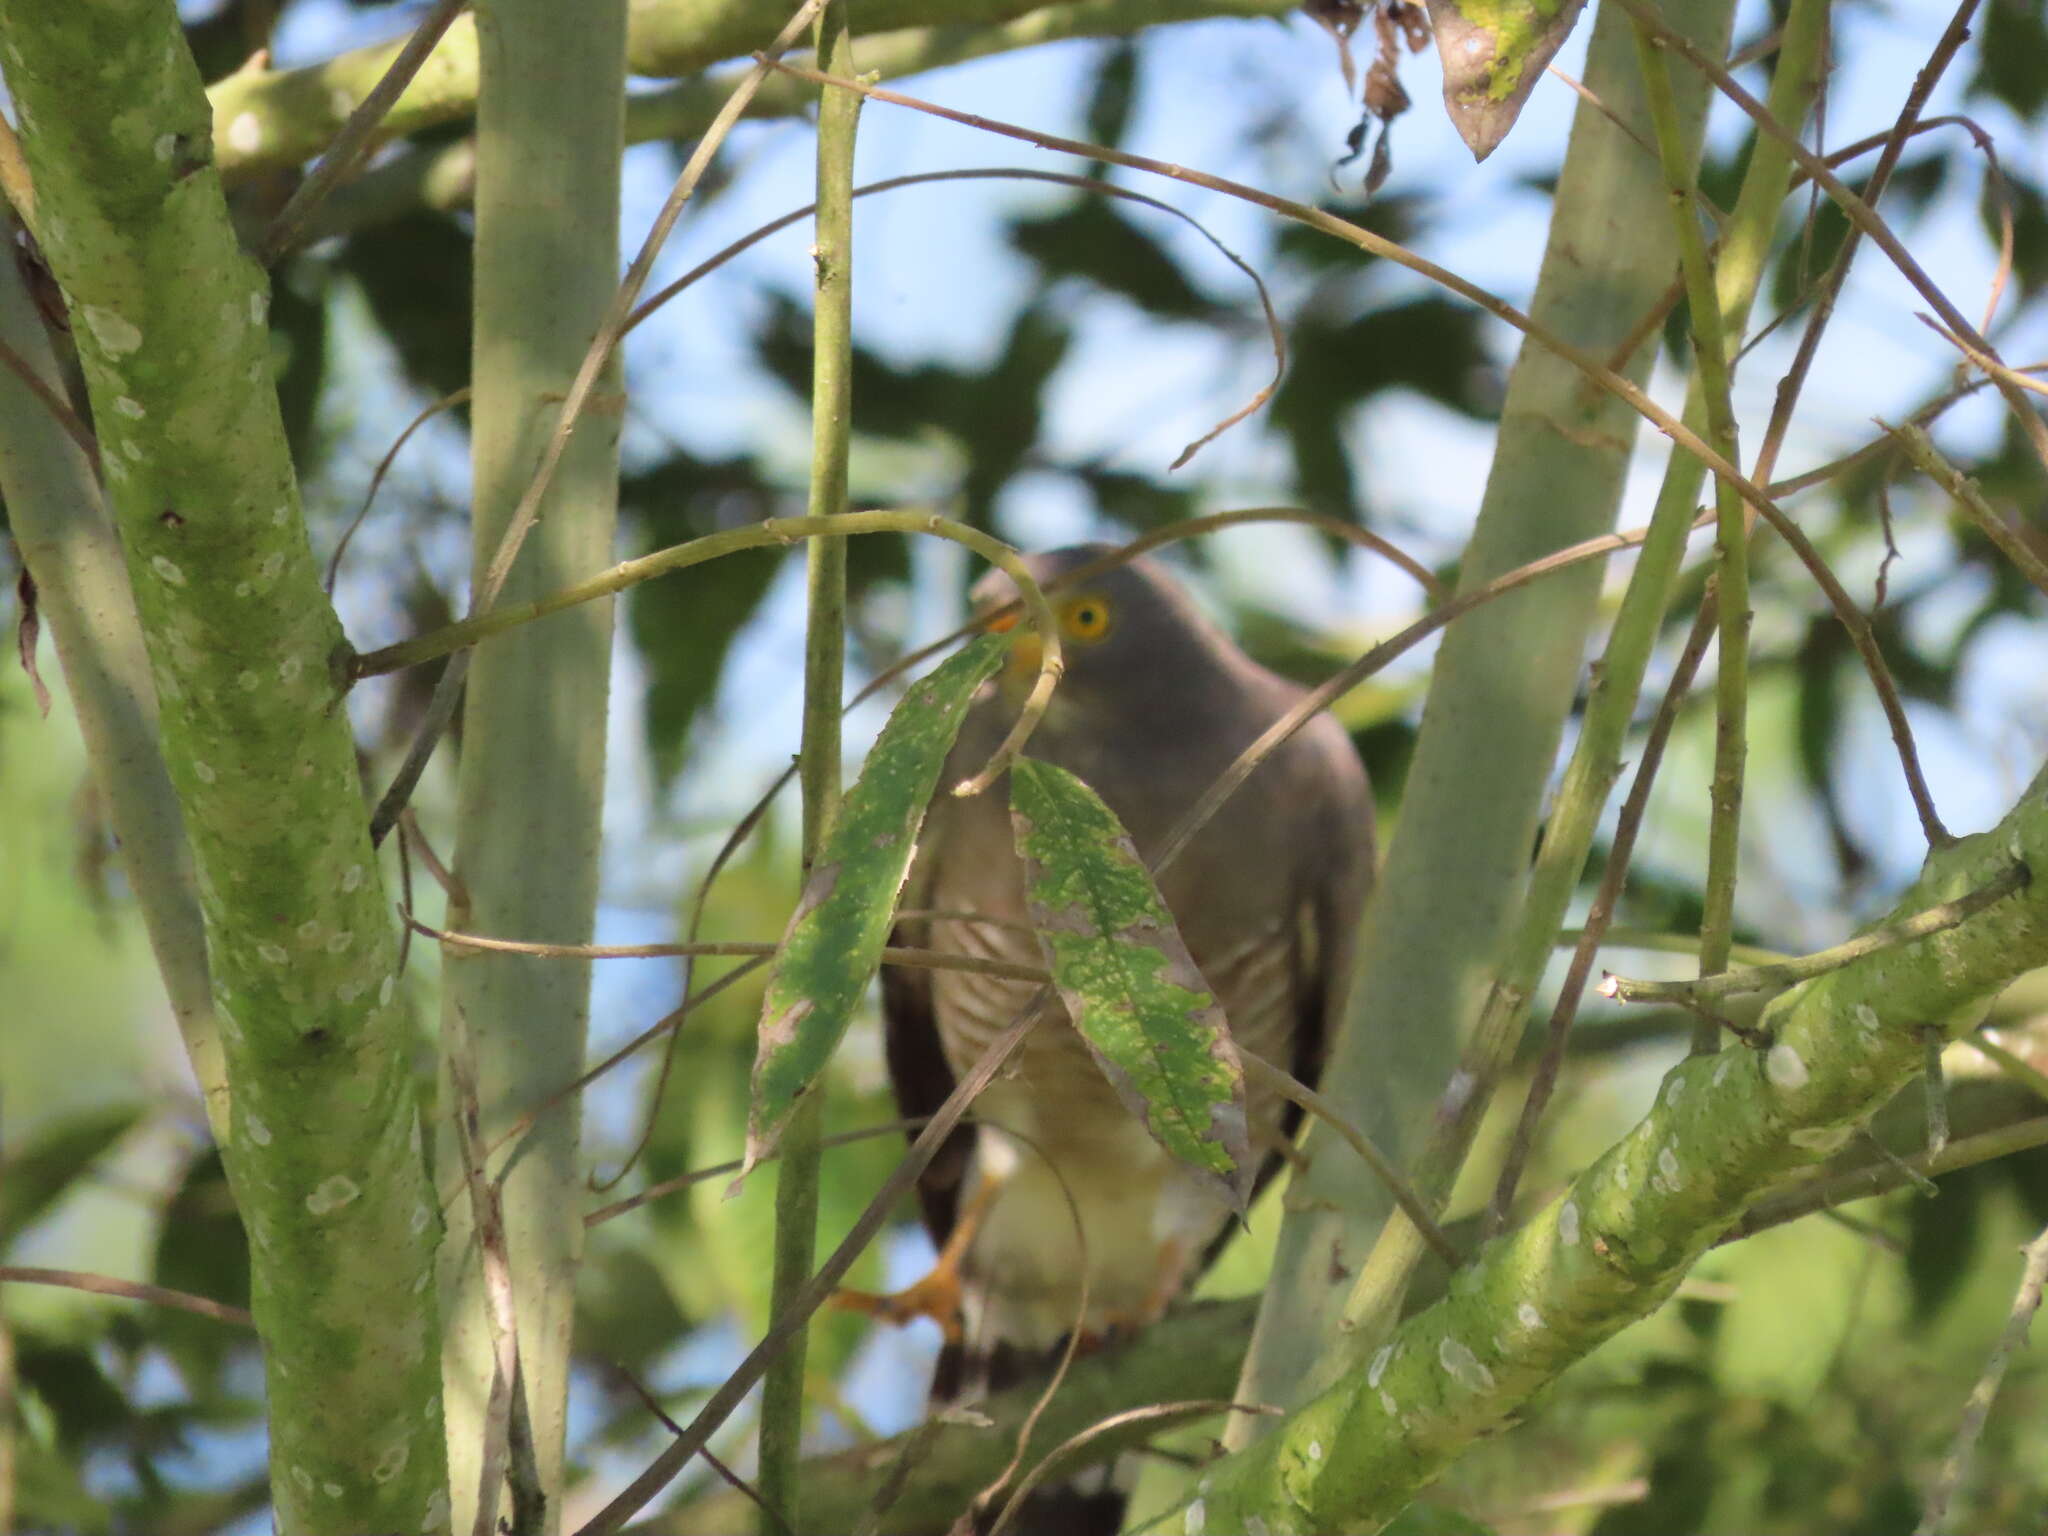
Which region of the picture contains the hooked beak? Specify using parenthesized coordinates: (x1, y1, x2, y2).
(983, 605, 1043, 689)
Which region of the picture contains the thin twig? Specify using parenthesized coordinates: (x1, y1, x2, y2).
(585, 1117, 929, 1228)
(350, 511, 1064, 801)
(324, 387, 470, 594)
(0, 1265, 252, 1327)
(260, 0, 472, 261)
(1488, 600, 1718, 1232)
(446, 1004, 523, 1536)
(1915, 1219, 2048, 1535)
(1632, 26, 1752, 1052)
(1616, 0, 2048, 486)
(1726, 1114, 2048, 1241)
(1153, 511, 1717, 879)
(768, 58, 1950, 860)
(0, 334, 95, 463)
(573, 998, 1048, 1535)
(985, 1401, 1280, 1536)
(1600, 861, 2029, 1004)
(1239, 1051, 1459, 1267)
(403, 912, 1052, 982)
(621, 164, 1292, 477)
(606, 1363, 794, 1536)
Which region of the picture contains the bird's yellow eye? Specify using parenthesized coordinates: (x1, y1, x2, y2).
(1060, 596, 1113, 642)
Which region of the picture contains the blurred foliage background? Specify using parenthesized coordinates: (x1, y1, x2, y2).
(4, 0, 2048, 1530)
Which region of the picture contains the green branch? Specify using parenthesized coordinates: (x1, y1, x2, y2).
(0, 4, 446, 1531)
(1190, 771, 2048, 1533)
(208, 0, 1293, 189)
(758, 0, 861, 1521)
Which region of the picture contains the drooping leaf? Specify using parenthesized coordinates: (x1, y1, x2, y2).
(737, 633, 1009, 1181)
(1425, 0, 1592, 161)
(0, 1101, 144, 1249)
(1007, 758, 1254, 1211)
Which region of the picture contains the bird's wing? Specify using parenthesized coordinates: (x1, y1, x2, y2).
(879, 811, 973, 1252)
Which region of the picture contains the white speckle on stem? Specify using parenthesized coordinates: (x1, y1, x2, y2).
(326, 931, 354, 955)
(1185, 1501, 1205, 1536)
(278, 654, 303, 682)
(373, 1443, 410, 1484)
(1369, 1344, 1393, 1387)
(1657, 1146, 1682, 1188)
(259, 553, 286, 581)
(306, 1174, 361, 1215)
(1379, 1387, 1398, 1416)
(153, 133, 177, 161)
(411, 1202, 431, 1235)
(1791, 1124, 1853, 1153)
(1713, 1055, 1733, 1087)
(380, 975, 396, 1006)
(227, 112, 262, 153)
(193, 760, 217, 784)
(243, 1113, 271, 1146)
(81, 304, 142, 356)
(1559, 1200, 1581, 1246)
(258, 942, 289, 965)
(1665, 1076, 1686, 1105)
(1767, 1043, 1809, 1090)
(238, 670, 260, 691)
(323, 1483, 343, 1499)
(1517, 1302, 1543, 1330)
(298, 920, 323, 944)
(342, 864, 366, 893)
(1306, 1440, 1322, 1462)
(114, 395, 146, 419)
(1439, 1336, 1494, 1392)
(150, 556, 186, 586)
(291, 1466, 314, 1493)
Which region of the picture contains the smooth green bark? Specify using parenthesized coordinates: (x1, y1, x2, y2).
(0, 4, 447, 1531)
(1238, 0, 1738, 1423)
(435, 1, 626, 1531)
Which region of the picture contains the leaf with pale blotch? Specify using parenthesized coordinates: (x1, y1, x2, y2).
(1008, 759, 1254, 1212)
(735, 633, 1009, 1188)
(1426, 0, 1590, 160)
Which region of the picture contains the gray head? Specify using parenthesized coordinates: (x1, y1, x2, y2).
(969, 545, 1254, 729)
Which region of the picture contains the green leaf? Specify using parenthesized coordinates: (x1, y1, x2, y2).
(0, 1102, 144, 1250)
(737, 633, 1009, 1182)
(1006, 759, 1254, 1211)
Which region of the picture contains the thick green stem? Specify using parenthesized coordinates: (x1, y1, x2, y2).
(1233, 0, 1738, 1426)
(0, 5, 445, 1530)
(758, 3, 860, 1522)
(1193, 768, 2048, 1534)
(206, 0, 1290, 186)
(0, 239, 226, 1142)
(435, 1, 625, 1531)
(308, 0, 1288, 237)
